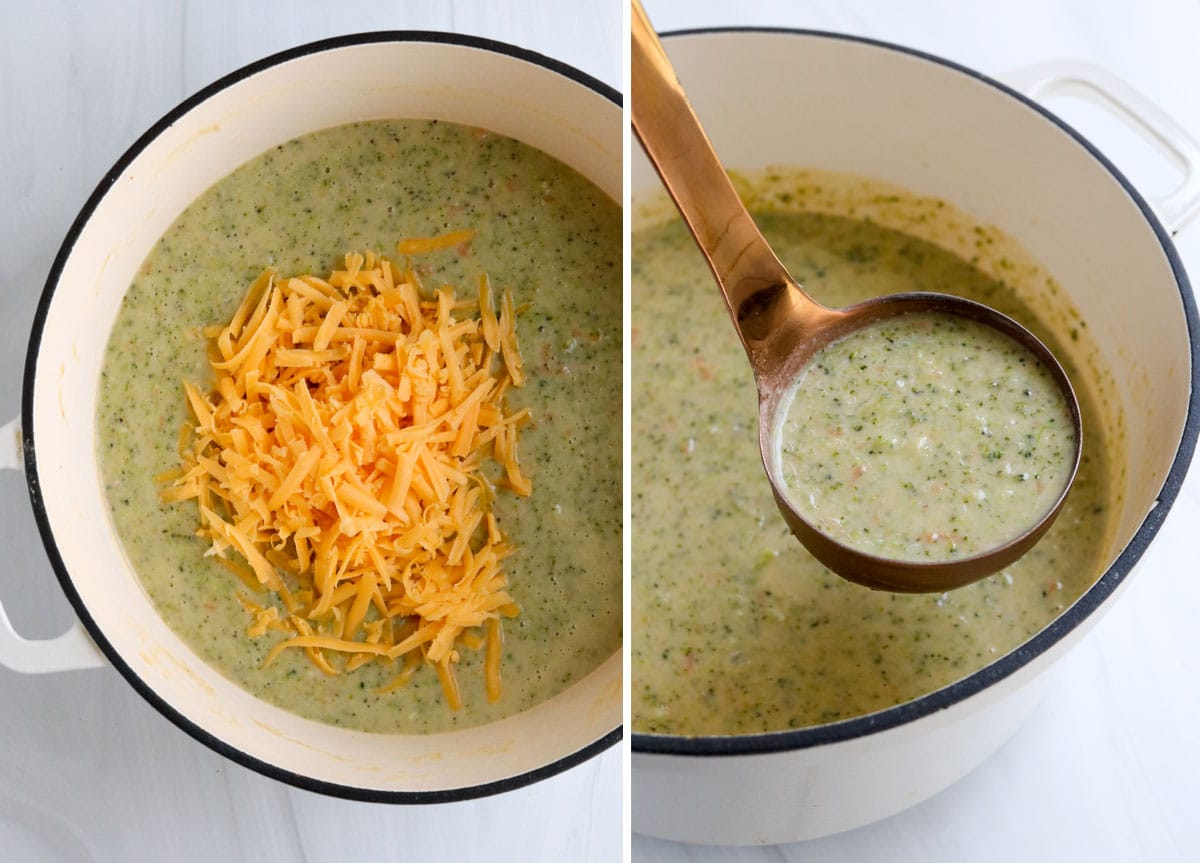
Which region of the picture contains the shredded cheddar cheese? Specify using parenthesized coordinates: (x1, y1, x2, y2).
(162, 235, 531, 709)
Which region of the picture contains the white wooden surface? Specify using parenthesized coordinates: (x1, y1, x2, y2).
(0, 2, 620, 862)
(5, 1, 1200, 859)
(635, 0, 1200, 861)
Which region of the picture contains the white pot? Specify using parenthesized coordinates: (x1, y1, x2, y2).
(632, 30, 1200, 845)
(0, 33, 621, 801)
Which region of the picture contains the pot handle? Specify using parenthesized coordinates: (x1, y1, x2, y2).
(1003, 61, 1200, 234)
(0, 416, 107, 673)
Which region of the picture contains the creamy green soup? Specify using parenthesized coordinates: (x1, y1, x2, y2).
(632, 183, 1117, 736)
(98, 120, 622, 734)
(778, 311, 1076, 561)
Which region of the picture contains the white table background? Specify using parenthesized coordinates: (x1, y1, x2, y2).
(0, 2, 620, 862)
(635, 0, 1200, 861)
(4, 0, 1200, 860)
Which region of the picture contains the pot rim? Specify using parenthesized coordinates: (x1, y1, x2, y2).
(631, 26, 1200, 758)
(21, 30, 621, 803)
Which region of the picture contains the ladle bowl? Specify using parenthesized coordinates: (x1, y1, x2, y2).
(755, 290, 1082, 592)
(631, 0, 1081, 591)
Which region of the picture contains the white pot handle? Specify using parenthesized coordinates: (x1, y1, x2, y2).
(1003, 61, 1200, 235)
(0, 416, 106, 673)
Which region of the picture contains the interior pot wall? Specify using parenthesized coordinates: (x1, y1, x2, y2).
(28, 38, 620, 796)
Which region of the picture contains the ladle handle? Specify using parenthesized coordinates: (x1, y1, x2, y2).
(630, 1, 832, 372)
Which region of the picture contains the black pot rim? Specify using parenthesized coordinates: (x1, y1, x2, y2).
(21, 29, 621, 803)
(632, 27, 1199, 758)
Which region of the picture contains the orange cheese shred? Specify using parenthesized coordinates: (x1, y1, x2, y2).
(396, 229, 476, 256)
(162, 244, 530, 710)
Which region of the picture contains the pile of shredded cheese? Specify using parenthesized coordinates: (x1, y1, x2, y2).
(159, 231, 531, 710)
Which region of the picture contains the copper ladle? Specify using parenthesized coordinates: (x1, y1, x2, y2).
(631, 0, 1082, 592)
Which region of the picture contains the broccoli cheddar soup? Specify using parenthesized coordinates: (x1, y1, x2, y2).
(98, 119, 622, 734)
(632, 170, 1121, 737)
(777, 311, 1077, 562)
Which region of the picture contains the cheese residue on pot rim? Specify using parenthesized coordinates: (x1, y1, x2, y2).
(159, 233, 531, 710)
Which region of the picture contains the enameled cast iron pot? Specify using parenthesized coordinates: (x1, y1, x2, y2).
(0, 33, 621, 802)
(631, 29, 1200, 845)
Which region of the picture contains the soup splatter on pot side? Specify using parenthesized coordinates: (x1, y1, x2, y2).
(632, 175, 1118, 736)
(98, 119, 622, 734)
